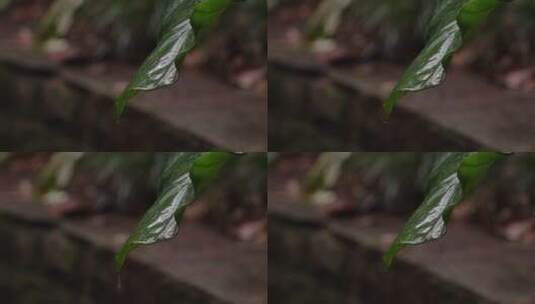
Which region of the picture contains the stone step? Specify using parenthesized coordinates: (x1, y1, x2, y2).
(269, 201, 535, 304)
(330, 64, 535, 152)
(269, 47, 535, 151)
(0, 198, 267, 304)
(0, 46, 266, 151)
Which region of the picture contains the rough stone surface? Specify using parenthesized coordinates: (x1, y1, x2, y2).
(0, 48, 58, 74)
(62, 65, 267, 151)
(0, 47, 266, 151)
(270, 200, 535, 304)
(0, 199, 267, 304)
(269, 47, 535, 151)
(332, 64, 535, 152)
(132, 71, 267, 151)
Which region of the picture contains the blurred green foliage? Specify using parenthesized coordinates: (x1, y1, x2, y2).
(337, 153, 430, 213)
(203, 0, 267, 73)
(35, 0, 266, 63)
(201, 153, 267, 230)
(280, 0, 535, 63)
(0, 152, 10, 164)
(31, 152, 266, 219)
(470, 153, 535, 227)
(0, 0, 10, 11)
(303, 153, 535, 220)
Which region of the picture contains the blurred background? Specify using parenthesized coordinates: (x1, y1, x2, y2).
(270, 152, 535, 240)
(269, 152, 535, 304)
(0, 152, 267, 241)
(269, 0, 535, 89)
(0, 152, 267, 303)
(0, 0, 267, 150)
(1, 0, 267, 91)
(268, 0, 535, 151)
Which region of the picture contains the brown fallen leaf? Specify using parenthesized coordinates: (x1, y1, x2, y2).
(502, 68, 534, 91)
(500, 219, 535, 244)
(233, 219, 266, 242)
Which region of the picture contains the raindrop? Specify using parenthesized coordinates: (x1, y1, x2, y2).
(117, 272, 122, 292)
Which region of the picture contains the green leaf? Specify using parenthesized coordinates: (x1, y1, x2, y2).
(115, 0, 237, 117)
(0, 152, 10, 164)
(304, 152, 351, 195)
(306, 0, 352, 40)
(0, 0, 11, 11)
(35, 152, 85, 196)
(383, 152, 504, 267)
(37, 0, 85, 42)
(115, 152, 234, 271)
(191, 0, 235, 29)
(383, 0, 508, 117)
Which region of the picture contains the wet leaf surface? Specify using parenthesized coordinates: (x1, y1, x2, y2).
(384, 152, 504, 267)
(115, 152, 233, 271)
(384, 0, 508, 116)
(116, 0, 238, 116)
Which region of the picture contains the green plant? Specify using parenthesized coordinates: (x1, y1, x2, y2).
(383, 152, 504, 266)
(384, 0, 511, 116)
(32, 152, 239, 270)
(303, 153, 427, 203)
(115, 152, 235, 270)
(35, 152, 85, 197)
(303, 152, 351, 203)
(115, 0, 241, 116)
(0, 152, 10, 164)
(0, 0, 10, 11)
(306, 0, 352, 39)
(306, 0, 434, 52)
(35, 0, 243, 117)
(303, 152, 506, 266)
(38, 0, 85, 42)
(305, 0, 534, 117)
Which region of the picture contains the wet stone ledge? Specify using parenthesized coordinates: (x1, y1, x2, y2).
(268, 47, 535, 151)
(269, 201, 535, 304)
(0, 47, 266, 151)
(0, 199, 267, 304)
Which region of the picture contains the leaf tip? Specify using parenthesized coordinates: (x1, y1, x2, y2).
(115, 253, 126, 273)
(382, 254, 393, 269)
(115, 242, 137, 273)
(115, 89, 138, 119)
(383, 242, 402, 269)
(383, 89, 404, 119)
(382, 106, 393, 122)
(114, 99, 127, 120)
